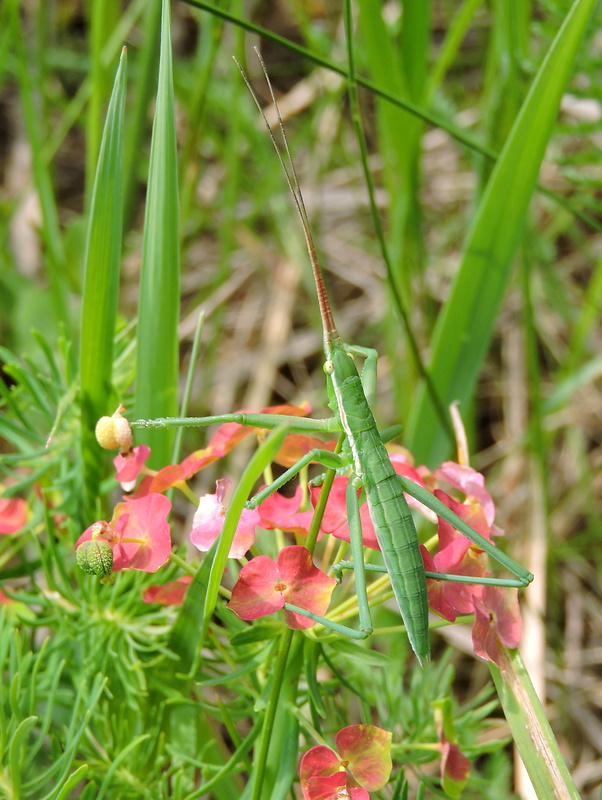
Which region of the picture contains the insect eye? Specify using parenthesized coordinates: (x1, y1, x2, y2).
(324, 360, 334, 374)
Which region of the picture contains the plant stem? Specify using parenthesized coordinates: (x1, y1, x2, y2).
(490, 648, 582, 800)
(250, 627, 295, 800)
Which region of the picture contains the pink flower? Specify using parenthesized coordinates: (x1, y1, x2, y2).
(300, 725, 392, 800)
(190, 479, 259, 558)
(309, 478, 379, 550)
(472, 585, 522, 665)
(76, 493, 172, 573)
(227, 545, 336, 629)
(433, 461, 500, 533)
(113, 445, 152, 489)
(0, 496, 28, 534)
(142, 576, 193, 606)
(257, 486, 314, 536)
(425, 491, 491, 621)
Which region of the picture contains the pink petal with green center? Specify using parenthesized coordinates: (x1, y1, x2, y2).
(472, 585, 522, 664)
(0, 497, 28, 534)
(75, 520, 113, 550)
(276, 546, 336, 629)
(335, 725, 392, 791)
(300, 746, 370, 800)
(142, 576, 193, 605)
(257, 487, 314, 536)
(109, 493, 172, 572)
(227, 555, 284, 620)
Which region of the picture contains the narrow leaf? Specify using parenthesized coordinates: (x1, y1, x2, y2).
(134, 0, 180, 468)
(79, 48, 127, 508)
(406, 0, 597, 466)
(490, 649, 581, 800)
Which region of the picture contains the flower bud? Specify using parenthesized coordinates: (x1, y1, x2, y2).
(76, 539, 114, 576)
(95, 408, 133, 451)
(113, 415, 133, 450)
(95, 416, 120, 449)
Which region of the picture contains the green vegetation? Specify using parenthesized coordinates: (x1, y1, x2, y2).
(1, 0, 600, 797)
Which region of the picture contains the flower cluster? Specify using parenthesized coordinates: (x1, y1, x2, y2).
(69, 401, 532, 796)
(77, 403, 523, 670)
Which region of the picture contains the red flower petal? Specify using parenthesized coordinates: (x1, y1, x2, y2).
(304, 773, 368, 800)
(227, 555, 284, 620)
(440, 741, 471, 796)
(472, 585, 522, 664)
(300, 745, 342, 783)
(434, 462, 497, 529)
(310, 478, 379, 550)
(190, 480, 259, 558)
(335, 725, 392, 791)
(389, 453, 437, 522)
(275, 434, 337, 468)
(142, 576, 193, 605)
(111, 494, 172, 572)
(0, 587, 14, 604)
(276, 546, 337, 629)
(0, 497, 28, 534)
(76, 498, 172, 574)
(257, 486, 314, 536)
(113, 445, 151, 484)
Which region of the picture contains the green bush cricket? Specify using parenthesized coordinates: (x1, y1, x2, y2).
(135, 50, 534, 666)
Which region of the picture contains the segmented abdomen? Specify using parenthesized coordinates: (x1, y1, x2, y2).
(337, 374, 430, 666)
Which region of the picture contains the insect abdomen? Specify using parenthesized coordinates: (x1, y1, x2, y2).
(338, 374, 430, 666)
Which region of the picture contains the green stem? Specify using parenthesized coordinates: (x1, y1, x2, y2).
(131, 413, 338, 433)
(168, 551, 197, 575)
(490, 648, 581, 800)
(304, 433, 345, 553)
(250, 627, 295, 800)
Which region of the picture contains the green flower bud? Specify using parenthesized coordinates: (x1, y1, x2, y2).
(76, 539, 114, 576)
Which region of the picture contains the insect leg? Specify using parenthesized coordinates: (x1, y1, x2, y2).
(246, 448, 349, 510)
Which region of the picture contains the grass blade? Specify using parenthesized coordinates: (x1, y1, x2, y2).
(78, 48, 127, 510)
(406, 0, 597, 466)
(134, 0, 180, 468)
(490, 649, 581, 800)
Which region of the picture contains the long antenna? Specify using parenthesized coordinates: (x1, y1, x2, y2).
(233, 48, 340, 347)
